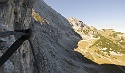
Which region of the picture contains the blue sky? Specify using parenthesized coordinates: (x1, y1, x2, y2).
(44, 0, 125, 32)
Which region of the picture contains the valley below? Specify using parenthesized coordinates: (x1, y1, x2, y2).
(68, 17, 125, 66)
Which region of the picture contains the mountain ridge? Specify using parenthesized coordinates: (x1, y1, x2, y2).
(68, 17, 125, 66)
(0, 0, 125, 73)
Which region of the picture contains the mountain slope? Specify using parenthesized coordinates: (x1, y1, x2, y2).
(32, 1, 125, 73)
(68, 17, 125, 66)
(0, 0, 125, 73)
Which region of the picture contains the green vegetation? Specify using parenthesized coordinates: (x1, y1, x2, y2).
(32, 10, 49, 24)
(68, 17, 125, 65)
(119, 41, 125, 45)
(110, 32, 123, 38)
(73, 25, 125, 65)
(93, 34, 99, 38)
(90, 35, 125, 54)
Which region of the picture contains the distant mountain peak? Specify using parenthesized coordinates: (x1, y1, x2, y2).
(67, 17, 89, 30)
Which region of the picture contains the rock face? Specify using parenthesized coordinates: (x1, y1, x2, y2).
(0, 0, 34, 73)
(32, 0, 125, 73)
(0, 0, 125, 73)
(0, 0, 8, 3)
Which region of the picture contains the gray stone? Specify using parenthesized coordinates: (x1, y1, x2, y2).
(0, 0, 124, 73)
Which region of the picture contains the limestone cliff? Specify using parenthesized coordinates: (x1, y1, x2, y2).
(0, 0, 125, 73)
(0, 0, 34, 73)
